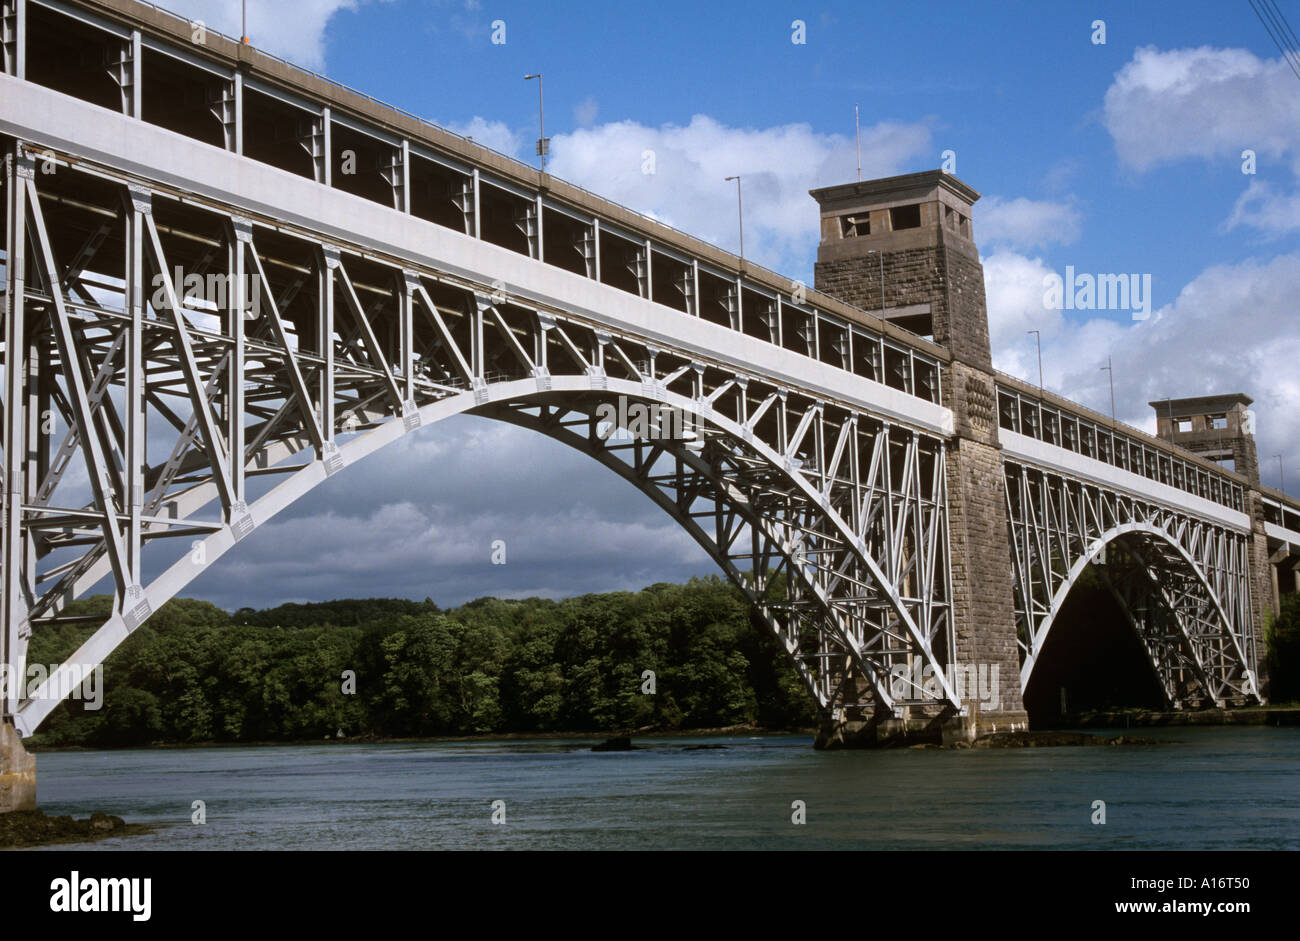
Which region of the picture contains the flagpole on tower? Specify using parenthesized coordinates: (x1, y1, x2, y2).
(855, 104, 861, 181)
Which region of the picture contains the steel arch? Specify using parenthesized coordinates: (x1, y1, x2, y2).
(4, 150, 962, 734)
(13, 377, 957, 734)
(1020, 521, 1251, 701)
(1004, 459, 1259, 706)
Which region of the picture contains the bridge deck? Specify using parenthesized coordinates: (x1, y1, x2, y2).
(0, 72, 955, 436)
(8, 0, 952, 377)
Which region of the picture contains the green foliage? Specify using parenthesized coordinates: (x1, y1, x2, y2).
(26, 576, 817, 747)
(1265, 594, 1300, 703)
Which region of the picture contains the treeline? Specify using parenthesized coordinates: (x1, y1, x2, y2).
(28, 576, 817, 747)
(1267, 593, 1300, 704)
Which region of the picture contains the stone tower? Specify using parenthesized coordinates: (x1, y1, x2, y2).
(810, 171, 990, 367)
(1150, 394, 1259, 484)
(1151, 394, 1273, 691)
(811, 171, 1027, 739)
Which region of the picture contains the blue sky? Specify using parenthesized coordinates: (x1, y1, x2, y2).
(311, 0, 1293, 290)
(161, 0, 1300, 609)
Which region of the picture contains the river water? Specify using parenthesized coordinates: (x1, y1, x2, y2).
(28, 727, 1300, 850)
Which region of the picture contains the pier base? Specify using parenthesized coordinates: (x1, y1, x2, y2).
(0, 724, 35, 813)
(814, 708, 1029, 749)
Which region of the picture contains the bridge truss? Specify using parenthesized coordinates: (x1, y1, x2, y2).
(1, 143, 965, 734)
(1004, 459, 1258, 707)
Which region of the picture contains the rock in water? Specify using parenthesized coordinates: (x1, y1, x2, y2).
(592, 736, 638, 752)
(0, 809, 143, 848)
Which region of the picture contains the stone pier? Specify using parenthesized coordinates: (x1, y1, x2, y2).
(0, 724, 36, 813)
(811, 171, 1029, 744)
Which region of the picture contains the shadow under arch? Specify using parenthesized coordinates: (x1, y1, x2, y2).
(16, 375, 961, 735)
(1019, 520, 1254, 708)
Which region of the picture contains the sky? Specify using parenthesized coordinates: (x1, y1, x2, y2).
(153, 0, 1300, 610)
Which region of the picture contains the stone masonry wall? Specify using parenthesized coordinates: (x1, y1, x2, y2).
(816, 183, 1272, 730)
(1234, 437, 1261, 488)
(942, 248, 994, 370)
(816, 236, 1027, 732)
(1246, 491, 1275, 699)
(816, 246, 944, 322)
(814, 243, 992, 369)
(943, 361, 1026, 723)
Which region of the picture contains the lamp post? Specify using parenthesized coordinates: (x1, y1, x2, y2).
(724, 175, 743, 264)
(866, 249, 885, 318)
(242, 0, 250, 44)
(1275, 454, 1285, 494)
(1028, 329, 1043, 391)
(1100, 357, 1116, 424)
(855, 104, 861, 181)
(524, 74, 547, 172)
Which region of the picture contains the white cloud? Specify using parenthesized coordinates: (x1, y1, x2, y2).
(1102, 44, 1300, 261)
(1227, 180, 1300, 236)
(977, 196, 1082, 251)
(982, 251, 1069, 362)
(163, 0, 381, 71)
(182, 414, 714, 608)
(442, 117, 522, 157)
(985, 250, 1300, 488)
(573, 97, 599, 129)
(1103, 45, 1300, 174)
(543, 114, 933, 277)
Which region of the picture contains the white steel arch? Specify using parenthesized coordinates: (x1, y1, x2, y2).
(13, 377, 959, 734)
(4, 148, 962, 735)
(1005, 461, 1259, 707)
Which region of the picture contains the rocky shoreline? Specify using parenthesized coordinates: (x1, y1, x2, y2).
(907, 731, 1164, 749)
(0, 810, 154, 849)
(0, 730, 1170, 845)
(1063, 707, 1300, 728)
(26, 722, 805, 753)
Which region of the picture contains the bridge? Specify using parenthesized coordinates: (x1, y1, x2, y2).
(1, 0, 1297, 808)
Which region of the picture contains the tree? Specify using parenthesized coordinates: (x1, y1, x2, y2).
(1266, 595, 1300, 703)
(25, 578, 820, 745)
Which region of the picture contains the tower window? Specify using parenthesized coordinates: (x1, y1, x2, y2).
(840, 214, 870, 237)
(1209, 414, 1228, 430)
(889, 203, 922, 230)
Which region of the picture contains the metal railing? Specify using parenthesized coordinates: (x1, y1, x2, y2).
(996, 382, 1246, 513)
(124, 0, 879, 321)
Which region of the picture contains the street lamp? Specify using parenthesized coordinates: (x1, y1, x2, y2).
(1100, 357, 1116, 424)
(242, 0, 250, 44)
(1027, 330, 1043, 392)
(866, 249, 885, 319)
(1274, 454, 1285, 494)
(724, 175, 743, 264)
(855, 104, 861, 181)
(524, 74, 547, 172)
